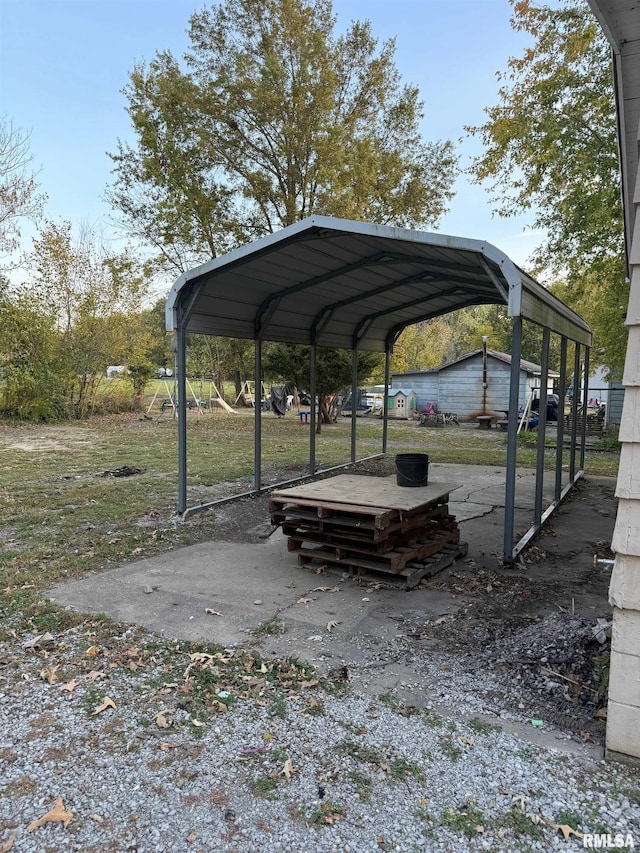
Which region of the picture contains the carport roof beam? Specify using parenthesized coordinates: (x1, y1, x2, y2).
(166, 216, 592, 350)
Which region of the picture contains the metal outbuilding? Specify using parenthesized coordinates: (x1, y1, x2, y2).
(165, 215, 592, 561)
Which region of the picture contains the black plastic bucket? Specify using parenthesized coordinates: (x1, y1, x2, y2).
(395, 453, 429, 487)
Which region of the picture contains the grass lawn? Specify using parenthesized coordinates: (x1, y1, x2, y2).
(0, 409, 619, 635)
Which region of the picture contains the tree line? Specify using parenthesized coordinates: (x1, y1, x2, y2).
(0, 0, 625, 421)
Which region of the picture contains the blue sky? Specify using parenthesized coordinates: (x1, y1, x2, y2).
(0, 0, 541, 271)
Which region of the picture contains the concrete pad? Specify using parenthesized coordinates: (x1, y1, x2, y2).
(48, 463, 537, 651)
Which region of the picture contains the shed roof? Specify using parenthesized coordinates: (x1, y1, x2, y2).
(441, 349, 561, 377)
(393, 349, 560, 378)
(166, 216, 592, 351)
(388, 388, 416, 397)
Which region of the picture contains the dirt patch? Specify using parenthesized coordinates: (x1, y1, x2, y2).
(0, 424, 95, 453)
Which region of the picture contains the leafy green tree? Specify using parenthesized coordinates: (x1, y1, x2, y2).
(263, 343, 381, 430)
(0, 277, 68, 420)
(466, 0, 626, 375)
(391, 319, 454, 374)
(24, 222, 155, 416)
(108, 0, 458, 274)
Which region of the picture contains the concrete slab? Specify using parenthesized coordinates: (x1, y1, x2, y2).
(49, 463, 540, 648)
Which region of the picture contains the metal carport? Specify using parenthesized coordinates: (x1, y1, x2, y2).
(165, 215, 592, 561)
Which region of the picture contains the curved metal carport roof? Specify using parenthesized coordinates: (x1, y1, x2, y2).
(166, 215, 592, 561)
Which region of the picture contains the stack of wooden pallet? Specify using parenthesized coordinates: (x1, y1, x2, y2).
(269, 474, 467, 588)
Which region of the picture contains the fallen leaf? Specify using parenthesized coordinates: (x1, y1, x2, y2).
(186, 831, 197, 843)
(306, 634, 323, 641)
(595, 707, 607, 720)
(312, 586, 331, 592)
(458, 736, 475, 746)
(300, 679, 319, 688)
(92, 696, 116, 715)
(191, 719, 206, 727)
(329, 585, 341, 593)
(205, 608, 223, 616)
(544, 819, 584, 842)
(254, 599, 264, 605)
(281, 758, 294, 781)
(326, 620, 340, 632)
(296, 597, 314, 604)
(87, 670, 104, 682)
(156, 710, 172, 728)
(40, 664, 60, 685)
(264, 732, 273, 742)
(59, 679, 80, 693)
(159, 741, 179, 750)
(0, 834, 15, 852)
(23, 632, 55, 650)
(84, 645, 100, 658)
(27, 796, 73, 831)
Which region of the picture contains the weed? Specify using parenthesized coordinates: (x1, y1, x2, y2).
(413, 806, 435, 824)
(467, 716, 502, 735)
(389, 758, 424, 783)
(440, 737, 462, 763)
(269, 747, 289, 765)
(499, 806, 545, 841)
(335, 739, 384, 766)
(304, 696, 325, 715)
(249, 775, 279, 799)
(346, 770, 373, 801)
(268, 690, 288, 720)
(553, 808, 583, 830)
(308, 800, 346, 826)
(440, 801, 486, 837)
(252, 615, 285, 636)
(378, 692, 400, 709)
(80, 687, 107, 715)
(422, 709, 443, 728)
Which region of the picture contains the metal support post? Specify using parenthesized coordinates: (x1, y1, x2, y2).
(309, 344, 317, 474)
(534, 328, 550, 525)
(254, 339, 262, 492)
(351, 348, 358, 463)
(580, 346, 590, 470)
(555, 336, 567, 501)
(569, 344, 581, 481)
(504, 316, 523, 561)
(176, 317, 188, 514)
(382, 346, 391, 454)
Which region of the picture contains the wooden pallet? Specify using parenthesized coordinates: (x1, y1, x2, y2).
(273, 503, 451, 544)
(271, 475, 465, 586)
(295, 540, 468, 589)
(289, 528, 460, 574)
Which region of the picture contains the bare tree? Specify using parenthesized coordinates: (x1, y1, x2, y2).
(0, 117, 46, 258)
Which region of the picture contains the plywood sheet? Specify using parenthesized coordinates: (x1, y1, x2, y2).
(271, 474, 461, 512)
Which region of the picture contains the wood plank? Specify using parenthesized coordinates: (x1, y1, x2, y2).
(401, 542, 469, 589)
(271, 474, 461, 513)
(269, 496, 398, 528)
